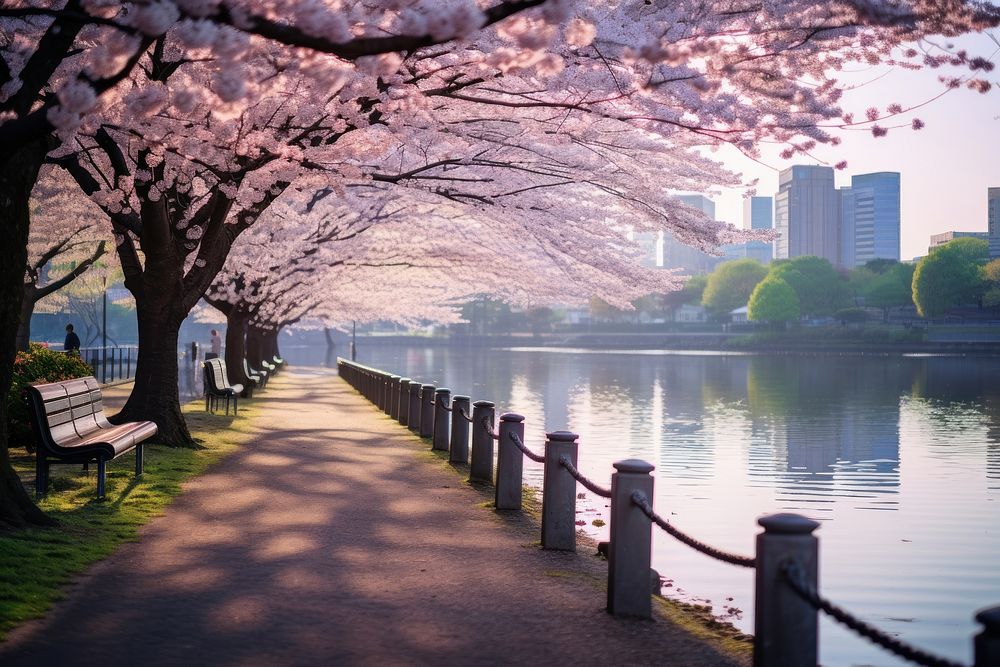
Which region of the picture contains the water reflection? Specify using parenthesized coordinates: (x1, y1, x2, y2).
(312, 344, 1000, 667)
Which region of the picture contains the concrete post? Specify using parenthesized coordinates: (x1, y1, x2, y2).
(469, 400, 495, 483)
(495, 413, 525, 510)
(389, 376, 401, 420)
(541, 431, 579, 551)
(607, 459, 654, 618)
(754, 513, 820, 667)
(419, 384, 435, 438)
(408, 382, 421, 433)
(449, 395, 471, 464)
(433, 388, 451, 451)
(376, 373, 385, 411)
(398, 378, 411, 426)
(975, 606, 1000, 667)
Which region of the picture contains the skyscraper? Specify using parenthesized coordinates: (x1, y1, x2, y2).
(847, 172, 900, 266)
(662, 194, 722, 274)
(743, 196, 773, 264)
(773, 165, 840, 264)
(989, 187, 1000, 259)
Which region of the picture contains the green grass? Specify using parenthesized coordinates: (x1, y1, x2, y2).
(0, 398, 260, 640)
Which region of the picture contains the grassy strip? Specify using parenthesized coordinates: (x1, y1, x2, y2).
(0, 398, 260, 641)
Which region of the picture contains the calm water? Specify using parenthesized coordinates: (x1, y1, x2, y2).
(285, 344, 1000, 667)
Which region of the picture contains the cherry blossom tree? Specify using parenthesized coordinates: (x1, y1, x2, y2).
(18, 166, 111, 350)
(0, 0, 997, 529)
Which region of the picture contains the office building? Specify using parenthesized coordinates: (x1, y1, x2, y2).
(989, 187, 1000, 259)
(774, 165, 840, 265)
(928, 231, 988, 254)
(662, 194, 723, 274)
(846, 172, 900, 266)
(743, 196, 774, 264)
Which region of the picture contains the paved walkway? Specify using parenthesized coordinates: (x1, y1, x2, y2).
(1, 368, 745, 666)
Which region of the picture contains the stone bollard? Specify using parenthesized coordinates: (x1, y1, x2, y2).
(469, 400, 495, 483)
(975, 606, 1000, 667)
(389, 376, 401, 420)
(408, 381, 422, 433)
(433, 388, 451, 451)
(495, 413, 525, 510)
(398, 378, 411, 426)
(754, 513, 820, 667)
(541, 431, 579, 551)
(607, 459, 654, 618)
(419, 385, 435, 438)
(449, 396, 471, 464)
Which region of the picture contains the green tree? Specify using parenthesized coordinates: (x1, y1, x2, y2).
(748, 276, 800, 325)
(911, 238, 989, 318)
(863, 262, 915, 321)
(770, 256, 851, 317)
(982, 258, 1000, 310)
(701, 259, 769, 318)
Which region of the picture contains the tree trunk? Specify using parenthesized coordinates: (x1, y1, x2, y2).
(15, 291, 36, 351)
(112, 290, 194, 447)
(0, 140, 57, 527)
(246, 326, 264, 367)
(224, 311, 251, 396)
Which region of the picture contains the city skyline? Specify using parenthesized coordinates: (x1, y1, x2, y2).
(705, 31, 999, 261)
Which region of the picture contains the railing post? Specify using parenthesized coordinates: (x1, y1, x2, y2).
(432, 388, 451, 451)
(449, 395, 471, 464)
(607, 459, 654, 618)
(398, 378, 411, 426)
(469, 400, 495, 483)
(495, 413, 525, 510)
(754, 513, 820, 667)
(389, 375, 401, 419)
(975, 606, 1000, 667)
(419, 384, 435, 438)
(376, 373, 386, 411)
(408, 382, 421, 433)
(541, 431, 579, 551)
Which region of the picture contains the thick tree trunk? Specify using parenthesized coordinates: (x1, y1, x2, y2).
(224, 311, 251, 395)
(112, 291, 194, 447)
(15, 292, 36, 351)
(246, 326, 265, 368)
(0, 140, 57, 527)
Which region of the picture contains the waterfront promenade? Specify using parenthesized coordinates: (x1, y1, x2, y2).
(0, 368, 744, 666)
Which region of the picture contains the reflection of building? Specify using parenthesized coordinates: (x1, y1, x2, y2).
(774, 165, 840, 265)
(743, 196, 773, 264)
(928, 230, 988, 253)
(988, 187, 1000, 259)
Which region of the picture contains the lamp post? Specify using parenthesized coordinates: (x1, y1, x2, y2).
(101, 274, 108, 383)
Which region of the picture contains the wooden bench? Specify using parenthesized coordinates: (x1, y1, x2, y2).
(203, 358, 243, 414)
(23, 376, 157, 499)
(242, 358, 264, 396)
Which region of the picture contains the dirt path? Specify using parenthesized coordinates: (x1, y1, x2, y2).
(0, 368, 745, 666)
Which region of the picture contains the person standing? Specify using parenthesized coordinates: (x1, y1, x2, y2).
(207, 329, 222, 360)
(64, 324, 81, 353)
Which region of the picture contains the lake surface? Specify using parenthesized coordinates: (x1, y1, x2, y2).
(288, 343, 1000, 666)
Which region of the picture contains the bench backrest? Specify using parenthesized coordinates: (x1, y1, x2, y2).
(203, 358, 237, 391)
(23, 376, 106, 448)
(242, 357, 257, 378)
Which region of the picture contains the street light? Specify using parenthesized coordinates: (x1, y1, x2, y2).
(101, 273, 107, 383)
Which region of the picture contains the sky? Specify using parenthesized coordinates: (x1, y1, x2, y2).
(710, 32, 1000, 261)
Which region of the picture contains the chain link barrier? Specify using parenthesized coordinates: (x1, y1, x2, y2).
(437, 395, 452, 412)
(508, 431, 545, 463)
(459, 407, 473, 423)
(632, 491, 756, 568)
(781, 560, 964, 667)
(558, 454, 611, 497)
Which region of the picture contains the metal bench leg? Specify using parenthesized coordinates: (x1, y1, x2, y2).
(206, 394, 210, 412)
(97, 458, 107, 500)
(35, 454, 48, 498)
(135, 443, 144, 476)
(233, 395, 238, 416)
(225, 395, 230, 416)
(82, 462, 89, 471)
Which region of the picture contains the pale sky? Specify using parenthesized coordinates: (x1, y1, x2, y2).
(711, 32, 1000, 261)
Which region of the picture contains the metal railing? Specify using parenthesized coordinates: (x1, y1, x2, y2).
(336, 358, 1000, 667)
(78, 346, 139, 385)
